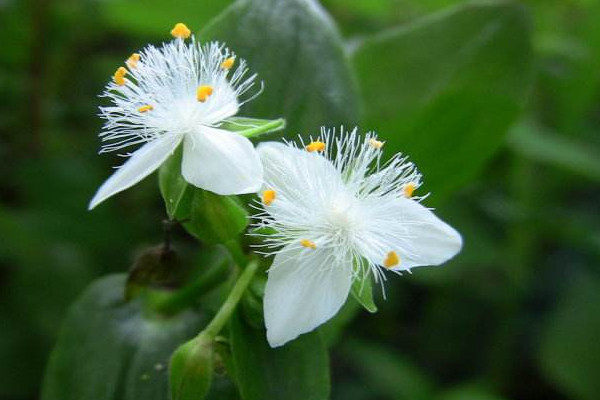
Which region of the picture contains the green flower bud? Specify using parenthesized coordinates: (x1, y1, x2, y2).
(170, 333, 214, 400)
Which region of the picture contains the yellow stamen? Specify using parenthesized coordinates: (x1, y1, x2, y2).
(403, 182, 416, 198)
(171, 22, 191, 39)
(126, 53, 141, 69)
(262, 189, 276, 206)
(305, 141, 326, 152)
(196, 85, 214, 102)
(384, 251, 399, 268)
(369, 138, 384, 149)
(138, 104, 154, 113)
(300, 239, 317, 249)
(113, 66, 127, 86)
(221, 57, 235, 70)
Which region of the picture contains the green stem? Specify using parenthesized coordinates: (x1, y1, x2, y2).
(224, 239, 248, 268)
(202, 259, 259, 338)
(154, 258, 231, 315)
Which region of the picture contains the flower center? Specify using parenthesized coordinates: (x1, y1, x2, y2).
(327, 196, 360, 236)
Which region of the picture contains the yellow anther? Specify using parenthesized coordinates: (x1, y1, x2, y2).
(113, 66, 127, 86)
(306, 141, 326, 152)
(383, 251, 400, 268)
(126, 53, 141, 69)
(403, 182, 416, 198)
(262, 189, 276, 206)
(171, 22, 191, 39)
(137, 104, 154, 113)
(196, 85, 214, 102)
(369, 138, 384, 149)
(300, 239, 317, 249)
(221, 57, 235, 70)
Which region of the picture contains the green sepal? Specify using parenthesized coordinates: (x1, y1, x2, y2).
(183, 191, 249, 245)
(218, 117, 286, 138)
(350, 270, 378, 313)
(159, 146, 193, 220)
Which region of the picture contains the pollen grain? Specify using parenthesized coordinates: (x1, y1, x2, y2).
(403, 182, 416, 198)
(221, 57, 235, 70)
(306, 141, 326, 152)
(171, 23, 191, 39)
(137, 104, 154, 113)
(369, 138, 384, 149)
(262, 189, 276, 206)
(384, 251, 399, 268)
(300, 239, 317, 249)
(196, 85, 214, 102)
(126, 53, 141, 69)
(113, 67, 127, 86)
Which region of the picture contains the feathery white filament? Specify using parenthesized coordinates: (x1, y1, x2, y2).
(99, 38, 258, 154)
(253, 127, 462, 347)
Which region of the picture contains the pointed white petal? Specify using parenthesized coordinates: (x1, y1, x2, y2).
(264, 245, 353, 347)
(201, 79, 239, 124)
(181, 126, 263, 195)
(257, 141, 348, 225)
(88, 134, 182, 210)
(357, 197, 462, 270)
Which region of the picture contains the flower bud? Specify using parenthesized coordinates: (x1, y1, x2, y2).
(170, 333, 214, 400)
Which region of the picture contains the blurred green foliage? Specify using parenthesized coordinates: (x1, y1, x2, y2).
(1, 0, 599, 399)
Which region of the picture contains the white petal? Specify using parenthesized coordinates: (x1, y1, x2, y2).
(181, 126, 263, 195)
(356, 197, 462, 270)
(264, 245, 353, 347)
(257, 142, 349, 223)
(201, 79, 239, 125)
(88, 134, 182, 210)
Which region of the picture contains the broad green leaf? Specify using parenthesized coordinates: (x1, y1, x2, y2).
(184, 190, 249, 245)
(159, 146, 193, 219)
(508, 121, 600, 182)
(229, 312, 330, 400)
(350, 271, 377, 313)
(170, 334, 214, 400)
(342, 339, 436, 400)
(41, 275, 206, 400)
(438, 384, 509, 400)
(540, 273, 600, 400)
(203, 0, 359, 134)
(352, 1, 533, 201)
(219, 117, 286, 138)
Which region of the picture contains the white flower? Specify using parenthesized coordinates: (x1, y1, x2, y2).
(252, 127, 462, 347)
(89, 23, 263, 210)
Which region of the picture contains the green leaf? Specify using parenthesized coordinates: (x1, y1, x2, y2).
(540, 273, 600, 400)
(350, 271, 377, 313)
(184, 191, 249, 245)
(342, 339, 436, 400)
(229, 312, 330, 400)
(508, 121, 600, 182)
(352, 1, 533, 201)
(170, 334, 214, 400)
(438, 384, 509, 400)
(41, 274, 207, 400)
(202, 0, 359, 133)
(159, 146, 193, 219)
(219, 117, 286, 138)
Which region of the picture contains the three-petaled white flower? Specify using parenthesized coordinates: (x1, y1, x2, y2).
(253, 128, 463, 347)
(89, 23, 263, 210)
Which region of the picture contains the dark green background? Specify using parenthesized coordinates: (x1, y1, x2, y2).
(1, 0, 599, 399)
